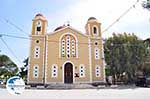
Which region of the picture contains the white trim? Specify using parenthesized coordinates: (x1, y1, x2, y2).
(42, 37, 46, 84)
(45, 36, 48, 83)
(88, 24, 90, 35)
(71, 39, 75, 56)
(76, 40, 79, 58)
(27, 80, 44, 84)
(79, 64, 85, 77)
(33, 64, 39, 78)
(51, 64, 58, 78)
(62, 61, 75, 83)
(61, 39, 65, 57)
(88, 20, 99, 23)
(94, 47, 100, 60)
(66, 36, 71, 58)
(68, 26, 88, 37)
(95, 65, 101, 77)
(48, 26, 88, 37)
(88, 39, 92, 82)
(34, 46, 40, 59)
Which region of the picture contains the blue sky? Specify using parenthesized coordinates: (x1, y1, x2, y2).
(0, 0, 79, 67)
(0, 0, 150, 68)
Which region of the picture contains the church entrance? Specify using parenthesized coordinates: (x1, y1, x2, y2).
(64, 63, 73, 84)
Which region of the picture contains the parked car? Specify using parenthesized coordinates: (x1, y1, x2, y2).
(145, 77, 150, 87)
(135, 76, 150, 87)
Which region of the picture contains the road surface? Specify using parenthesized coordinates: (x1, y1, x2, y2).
(0, 87, 150, 99)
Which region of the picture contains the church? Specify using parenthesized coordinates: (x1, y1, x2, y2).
(27, 13, 105, 85)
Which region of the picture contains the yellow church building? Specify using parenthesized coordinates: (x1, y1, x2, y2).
(27, 13, 105, 85)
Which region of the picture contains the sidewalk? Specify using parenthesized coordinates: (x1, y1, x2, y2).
(0, 84, 139, 90)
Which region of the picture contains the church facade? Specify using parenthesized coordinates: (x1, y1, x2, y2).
(27, 13, 105, 85)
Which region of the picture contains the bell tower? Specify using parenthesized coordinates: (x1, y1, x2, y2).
(28, 13, 47, 84)
(85, 17, 105, 83)
(85, 17, 101, 37)
(31, 13, 47, 35)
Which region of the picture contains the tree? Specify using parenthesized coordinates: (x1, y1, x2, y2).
(104, 33, 149, 84)
(19, 58, 28, 82)
(143, 38, 150, 76)
(0, 54, 18, 79)
(142, 0, 150, 11)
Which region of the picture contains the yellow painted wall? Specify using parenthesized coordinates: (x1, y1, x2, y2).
(28, 15, 105, 84)
(46, 27, 90, 83)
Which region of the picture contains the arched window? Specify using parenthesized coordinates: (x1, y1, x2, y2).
(60, 34, 77, 58)
(34, 46, 40, 59)
(95, 65, 101, 77)
(79, 64, 85, 77)
(51, 64, 58, 78)
(71, 40, 75, 56)
(33, 65, 39, 78)
(61, 39, 65, 57)
(93, 27, 97, 34)
(95, 47, 100, 59)
(66, 36, 70, 58)
(36, 21, 42, 35)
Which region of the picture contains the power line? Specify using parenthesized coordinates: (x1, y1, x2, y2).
(0, 33, 104, 45)
(0, 37, 22, 65)
(0, 34, 29, 40)
(102, 0, 140, 33)
(0, 33, 147, 46)
(0, 17, 29, 36)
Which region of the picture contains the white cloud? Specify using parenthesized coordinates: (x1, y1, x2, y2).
(48, 0, 150, 39)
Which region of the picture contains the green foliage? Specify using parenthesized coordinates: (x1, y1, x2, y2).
(105, 66, 111, 76)
(19, 57, 28, 82)
(104, 33, 150, 83)
(0, 54, 18, 79)
(142, 0, 150, 11)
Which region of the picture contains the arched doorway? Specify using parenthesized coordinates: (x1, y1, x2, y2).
(64, 63, 73, 84)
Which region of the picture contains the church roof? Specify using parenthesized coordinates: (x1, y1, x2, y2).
(48, 26, 88, 38)
(35, 13, 43, 17)
(88, 17, 97, 21)
(34, 13, 47, 21)
(54, 25, 65, 31)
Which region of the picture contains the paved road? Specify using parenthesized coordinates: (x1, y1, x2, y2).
(0, 88, 150, 99)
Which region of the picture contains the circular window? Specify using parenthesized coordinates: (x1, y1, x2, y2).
(95, 42, 98, 45)
(36, 40, 39, 43)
